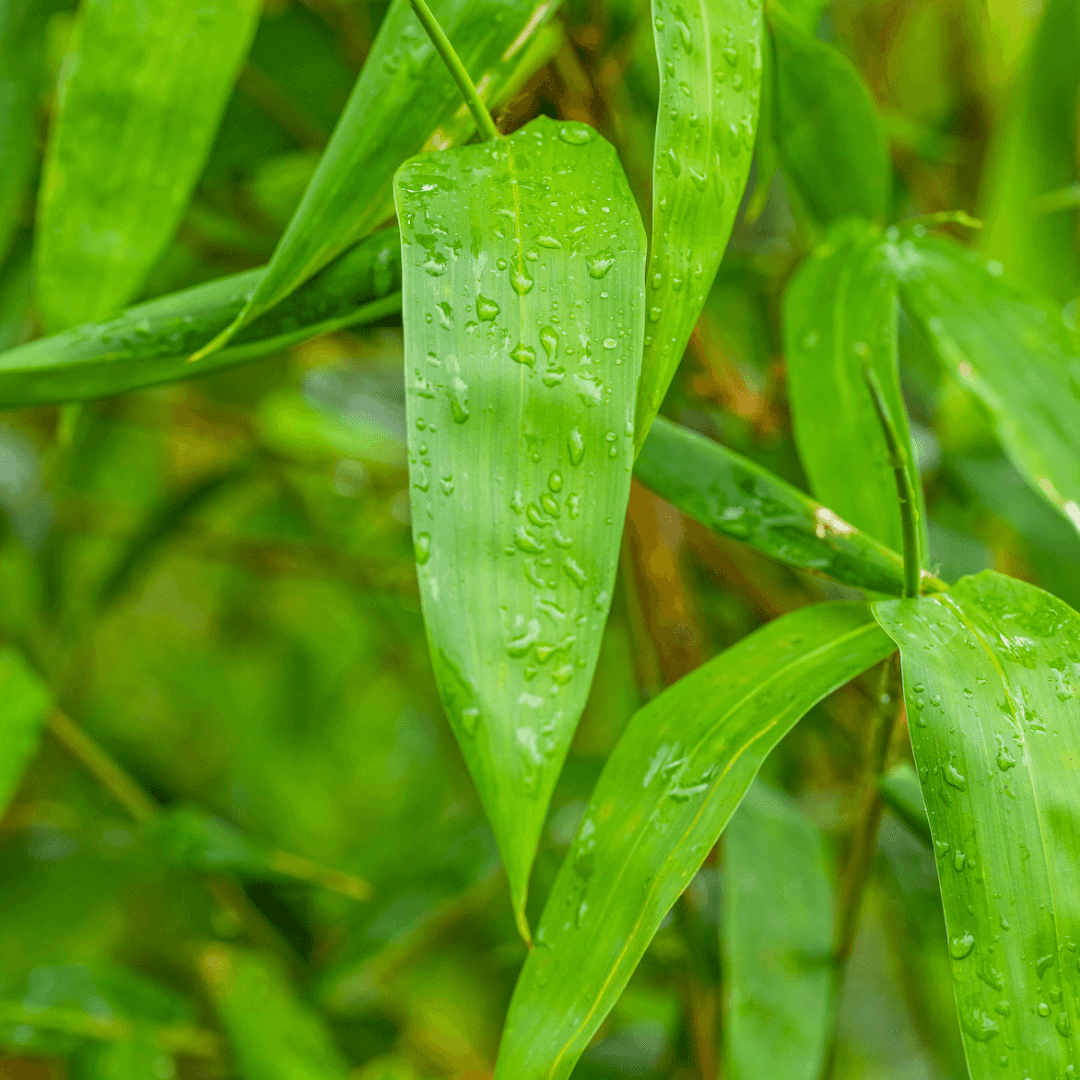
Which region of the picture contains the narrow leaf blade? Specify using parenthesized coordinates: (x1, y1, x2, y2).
(0, 647, 52, 816)
(394, 117, 645, 932)
(35, 0, 261, 329)
(634, 0, 762, 448)
(723, 782, 833, 1080)
(874, 571, 1080, 1077)
(494, 602, 894, 1079)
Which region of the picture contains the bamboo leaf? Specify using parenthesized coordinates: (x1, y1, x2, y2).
(394, 116, 645, 937)
(196, 0, 562, 360)
(768, 3, 889, 227)
(34, 0, 261, 330)
(0, 647, 51, 817)
(635, 415, 914, 595)
(198, 946, 351, 1080)
(0, 228, 401, 408)
(896, 234, 1080, 536)
(874, 570, 1080, 1077)
(722, 782, 833, 1080)
(784, 219, 925, 554)
(634, 0, 762, 449)
(494, 602, 894, 1078)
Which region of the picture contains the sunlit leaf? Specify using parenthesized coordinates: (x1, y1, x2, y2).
(0, 647, 51, 816)
(34, 0, 262, 330)
(723, 782, 833, 1080)
(874, 571, 1080, 1078)
(394, 116, 645, 937)
(495, 602, 894, 1078)
(784, 219, 925, 553)
(635, 416, 914, 595)
(634, 0, 762, 448)
(0, 228, 401, 408)
(195, 0, 562, 359)
(768, 3, 889, 227)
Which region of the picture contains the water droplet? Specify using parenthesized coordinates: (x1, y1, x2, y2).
(564, 557, 587, 588)
(514, 527, 545, 554)
(540, 493, 560, 517)
(961, 1010, 1000, 1042)
(510, 266, 534, 295)
(541, 368, 565, 387)
(546, 472, 564, 495)
(953, 851, 967, 872)
(1057, 1013, 1071, 1037)
(603, 337, 617, 350)
(539, 326, 559, 359)
(477, 294, 500, 321)
(676, 18, 692, 52)
(568, 427, 585, 465)
(654, 15, 665, 29)
(1037, 954, 1056, 977)
(436, 301, 453, 328)
(944, 757, 967, 791)
(689, 166, 708, 191)
(648, 306, 662, 322)
(537, 234, 562, 248)
(414, 533, 431, 565)
(507, 618, 541, 657)
(587, 252, 615, 279)
(567, 494, 581, 518)
(558, 122, 596, 145)
(666, 147, 681, 177)
(460, 706, 480, 736)
(423, 252, 448, 276)
(723, 45, 738, 66)
(447, 375, 470, 423)
(950, 933, 975, 959)
(511, 342, 536, 368)
(496, 257, 508, 271)
(1038, 1002, 1051, 1017)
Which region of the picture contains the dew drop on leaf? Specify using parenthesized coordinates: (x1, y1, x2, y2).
(568, 427, 585, 465)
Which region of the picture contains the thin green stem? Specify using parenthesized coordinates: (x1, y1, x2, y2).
(406, 0, 500, 142)
(863, 366, 922, 599)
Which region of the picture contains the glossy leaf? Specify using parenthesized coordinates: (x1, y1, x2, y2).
(784, 219, 925, 554)
(896, 234, 1080, 535)
(197, 0, 562, 358)
(199, 945, 351, 1080)
(768, 3, 889, 227)
(874, 571, 1080, 1077)
(0, 228, 401, 408)
(394, 116, 645, 936)
(635, 415, 913, 595)
(0, 647, 51, 816)
(723, 782, 833, 1080)
(635, 0, 762, 449)
(879, 763, 931, 847)
(35, 0, 261, 330)
(494, 602, 894, 1078)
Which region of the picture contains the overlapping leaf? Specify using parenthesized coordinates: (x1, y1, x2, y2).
(874, 571, 1080, 1077)
(494, 602, 894, 1079)
(394, 116, 645, 936)
(0, 647, 52, 816)
(634, 0, 762, 448)
(723, 782, 833, 1080)
(635, 416, 913, 595)
(35, 0, 261, 330)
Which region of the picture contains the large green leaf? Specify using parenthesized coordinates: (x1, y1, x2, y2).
(723, 782, 833, 1080)
(895, 234, 1080, 535)
(394, 116, 645, 937)
(874, 571, 1080, 1078)
(194, 0, 562, 359)
(34, 0, 261, 330)
(494, 602, 894, 1078)
(634, 0, 762, 448)
(0, 647, 51, 816)
(635, 416, 914, 595)
(784, 219, 925, 554)
(768, 3, 889, 227)
(981, 0, 1080, 301)
(0, 228, 401, 408)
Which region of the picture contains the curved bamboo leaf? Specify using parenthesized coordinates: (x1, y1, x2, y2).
(35, 0, 261, 330)
(634, 0, 762, 449)
(394, 117, 645, 937)
(874, 571, 1080, 1078)
(768, 3, 889, 227)
(494, 602, 894, 1078)
(0, 228, 401, 408)
(0, 647, 51, 816)
(896, 234, 1080, 535)
(784, 219, 925, 554)
(195, 0, 562, 360)
(635, 415, 913, 595)
(723, 782, 833, 1080)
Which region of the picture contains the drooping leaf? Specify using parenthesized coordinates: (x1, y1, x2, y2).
(879, 763, 932, 847)
(0, 647, 52, 816)
(199, 945, 352, 1080)
(634, 0, 762, 449)
(874, 571, 1080, 1077)
(636, 416, 917, 595)
(0, 228, 401, 408)
(981, 0, 1080, 300)
(768, 3, 889, 227)
(394, 116, 645, 937)
(896, 234, 1080, 535)
(723, 781, 833, 1080)
(34, 0, 262, 330)
(494, 602, 894, 1078)
(196, 0, 562, 358)
(784, 219, 925, 554)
